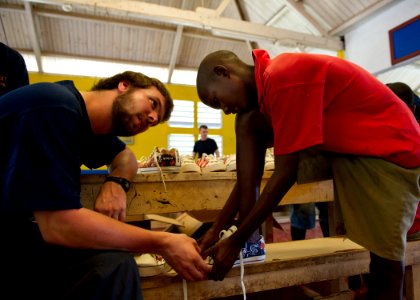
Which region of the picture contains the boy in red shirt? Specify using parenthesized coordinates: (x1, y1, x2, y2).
(196, 50, 420, 300)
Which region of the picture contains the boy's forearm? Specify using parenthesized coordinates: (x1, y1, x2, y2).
(233, 154, 298, 245)
(210, 184, 240, 232)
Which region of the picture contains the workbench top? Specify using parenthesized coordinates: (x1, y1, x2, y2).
(80, 172, 333, 221)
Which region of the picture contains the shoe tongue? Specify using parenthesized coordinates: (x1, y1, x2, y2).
(135, 253, 156, 265)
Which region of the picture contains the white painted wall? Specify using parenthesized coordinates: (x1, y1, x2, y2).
(345, 0, 420, 74)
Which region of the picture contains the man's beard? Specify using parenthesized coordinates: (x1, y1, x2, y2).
(111, 91, 137, 137)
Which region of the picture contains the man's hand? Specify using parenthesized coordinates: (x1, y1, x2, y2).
(201, 237, 242, 281)
(160, 233, 212, 281)
(96, 146, 136, 221)
(95, 181, 127, 221)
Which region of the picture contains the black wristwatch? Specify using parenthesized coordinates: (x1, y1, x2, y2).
(104, 176, 130, 192)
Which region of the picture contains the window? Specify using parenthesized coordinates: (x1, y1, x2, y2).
(197, 102, 222, 129)
(168, 134, 195, 155)
(168, 100, 223, 156)
(168, 100, 194, 128)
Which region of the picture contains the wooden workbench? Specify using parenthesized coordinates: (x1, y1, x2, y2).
(80, 172, 420, 299)
(139, 238, 420, 300)
(80, 171, 333, 222)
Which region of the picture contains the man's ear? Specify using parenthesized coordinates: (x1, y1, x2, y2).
(117, 81, 130, 92)
(213, 65, 230, 78)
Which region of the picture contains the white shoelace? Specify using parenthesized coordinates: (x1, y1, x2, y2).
(153, 149, 167, 192)
(183, 279, 188, 300)
(239, 251, 246, 300)
(182, 226, 247, 300)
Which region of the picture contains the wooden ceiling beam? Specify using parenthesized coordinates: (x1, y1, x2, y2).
(215, 0, 232, 17)
(37, 0, 343, 50)
(23, 2, 43, 72)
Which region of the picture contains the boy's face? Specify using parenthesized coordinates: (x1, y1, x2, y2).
(200, 74, 250, 115)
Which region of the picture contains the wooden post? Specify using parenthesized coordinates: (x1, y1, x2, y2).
(405, 265, 420, 300)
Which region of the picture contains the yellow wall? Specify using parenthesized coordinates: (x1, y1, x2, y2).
(28, 73, 236, 161)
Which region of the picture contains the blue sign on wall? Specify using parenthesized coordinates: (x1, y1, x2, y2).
(389, 15, 420, 65)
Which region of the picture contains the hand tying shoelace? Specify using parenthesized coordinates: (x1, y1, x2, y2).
(218, 225, 247, 300)
(182, 225, 247, 300)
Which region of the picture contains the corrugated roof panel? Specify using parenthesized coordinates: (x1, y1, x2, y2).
(241, 0, 287, 24)
(0, 9, 31, 49)
(177, 35, 250, 68)
(35, 13, 176, 65)
(271, 7, 320, 35)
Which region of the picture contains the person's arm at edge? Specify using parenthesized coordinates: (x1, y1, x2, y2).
(95, 146, 138, 221)
(215, 149, 220, 158)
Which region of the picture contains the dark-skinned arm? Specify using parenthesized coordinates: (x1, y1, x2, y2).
(202, 110, 277, 279)
(233, 153, 298, 245)
(198, 109, 270, 252)
(236, 109, 271, 224)
(205, 152, 299, 280)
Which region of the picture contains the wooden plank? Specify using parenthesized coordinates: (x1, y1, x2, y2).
(80, 172, 333, 219)
(140, 239, 420, 300)
(140, 238, 368, 299)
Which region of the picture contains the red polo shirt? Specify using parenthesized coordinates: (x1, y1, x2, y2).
(253, 49, 420, 168)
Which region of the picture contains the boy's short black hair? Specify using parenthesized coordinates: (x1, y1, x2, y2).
(199, 125, 208, 130)
(91, 71, 173, 122)
(196, 50, 239, 103)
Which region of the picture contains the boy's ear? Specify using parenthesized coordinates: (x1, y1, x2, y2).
(213, 65, 230, 78)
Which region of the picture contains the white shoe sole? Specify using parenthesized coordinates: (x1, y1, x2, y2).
(233, 255, 266, 267)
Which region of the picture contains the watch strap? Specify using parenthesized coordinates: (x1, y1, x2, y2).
(104, 176, 130, 192)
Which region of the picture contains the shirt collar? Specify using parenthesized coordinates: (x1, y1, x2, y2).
(252, 49, 271, 115)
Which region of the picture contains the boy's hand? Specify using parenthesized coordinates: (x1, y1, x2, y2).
(197, 227, 220, 255)
(201, 238, 242, 281)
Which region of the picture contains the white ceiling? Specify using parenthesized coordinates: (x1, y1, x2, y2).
(0, 0, 418, 93)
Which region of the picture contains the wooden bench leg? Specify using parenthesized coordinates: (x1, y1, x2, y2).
(405, 265, 420, 300)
